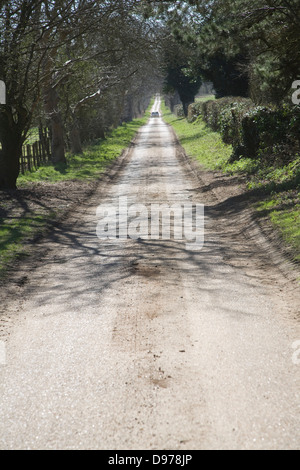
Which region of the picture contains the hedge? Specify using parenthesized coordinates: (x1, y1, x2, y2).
(188, 98, 300, 164)
(174, 104, 185, 117)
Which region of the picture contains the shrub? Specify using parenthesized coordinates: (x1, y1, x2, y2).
(174, 104, 185, 117)
(242, 105, 300, 164)
(187, 98, 300, 165)
(187, 102, 203, 123)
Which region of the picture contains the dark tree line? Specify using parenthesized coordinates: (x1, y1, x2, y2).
(157, 0, 300, 112)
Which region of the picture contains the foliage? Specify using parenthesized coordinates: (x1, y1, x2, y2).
(0, 0, 162, 188)
(188, 97, 300, 166)
(155, 1, 300, 105)
(173, 104, 185, 117)
(162, 36, 202, 116)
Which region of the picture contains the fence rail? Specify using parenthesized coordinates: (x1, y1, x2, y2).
(20, 128, 51, 174)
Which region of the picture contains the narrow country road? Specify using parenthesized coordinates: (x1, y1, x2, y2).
(0, 97, 299, 450)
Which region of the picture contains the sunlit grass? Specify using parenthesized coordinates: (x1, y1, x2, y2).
(195, 94, 215, 102)
(161, 102, 232, 169)
(18, 116, 150, 185)
(256, 196, 300, 261)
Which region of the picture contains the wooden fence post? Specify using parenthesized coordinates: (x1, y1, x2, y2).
(21, 128, 51, 173)
(26, 145, 32, 172)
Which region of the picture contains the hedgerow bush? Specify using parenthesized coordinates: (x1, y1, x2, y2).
(174, 104, 185, 117)
(240, 105, 300, 164)
(187, 102, 203, 122)
(188, 98, 300, 165)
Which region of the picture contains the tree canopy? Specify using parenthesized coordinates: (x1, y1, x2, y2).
(0, 0, 299, 188)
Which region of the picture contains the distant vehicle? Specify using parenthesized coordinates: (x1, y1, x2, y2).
(151, 111, 160, 117)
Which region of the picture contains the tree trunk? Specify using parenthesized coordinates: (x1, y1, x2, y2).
(0, 143, 20, 190)
(70, 117, 83, 155)
(181, 99, 194, 117)
(44, 87, 66, 164)
(97, 128, 105, 140)
(0, 106, 26, 189)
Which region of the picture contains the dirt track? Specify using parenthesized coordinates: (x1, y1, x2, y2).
(0, 97, 299, 450)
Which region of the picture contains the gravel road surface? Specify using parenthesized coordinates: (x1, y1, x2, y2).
(0, 97, 299, 450)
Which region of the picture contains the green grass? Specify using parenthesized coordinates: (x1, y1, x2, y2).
(161, 101, 232, 169)
(256, 195, 300, 261)
(195, 94, 216, 102)
(162, 101, 300, 263)
(19, 114, 151, 185)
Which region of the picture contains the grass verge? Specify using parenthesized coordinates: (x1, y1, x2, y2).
(161, 101, 300, 263)
(161, 101, 232, 169)
(18, 115, 151, 185)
